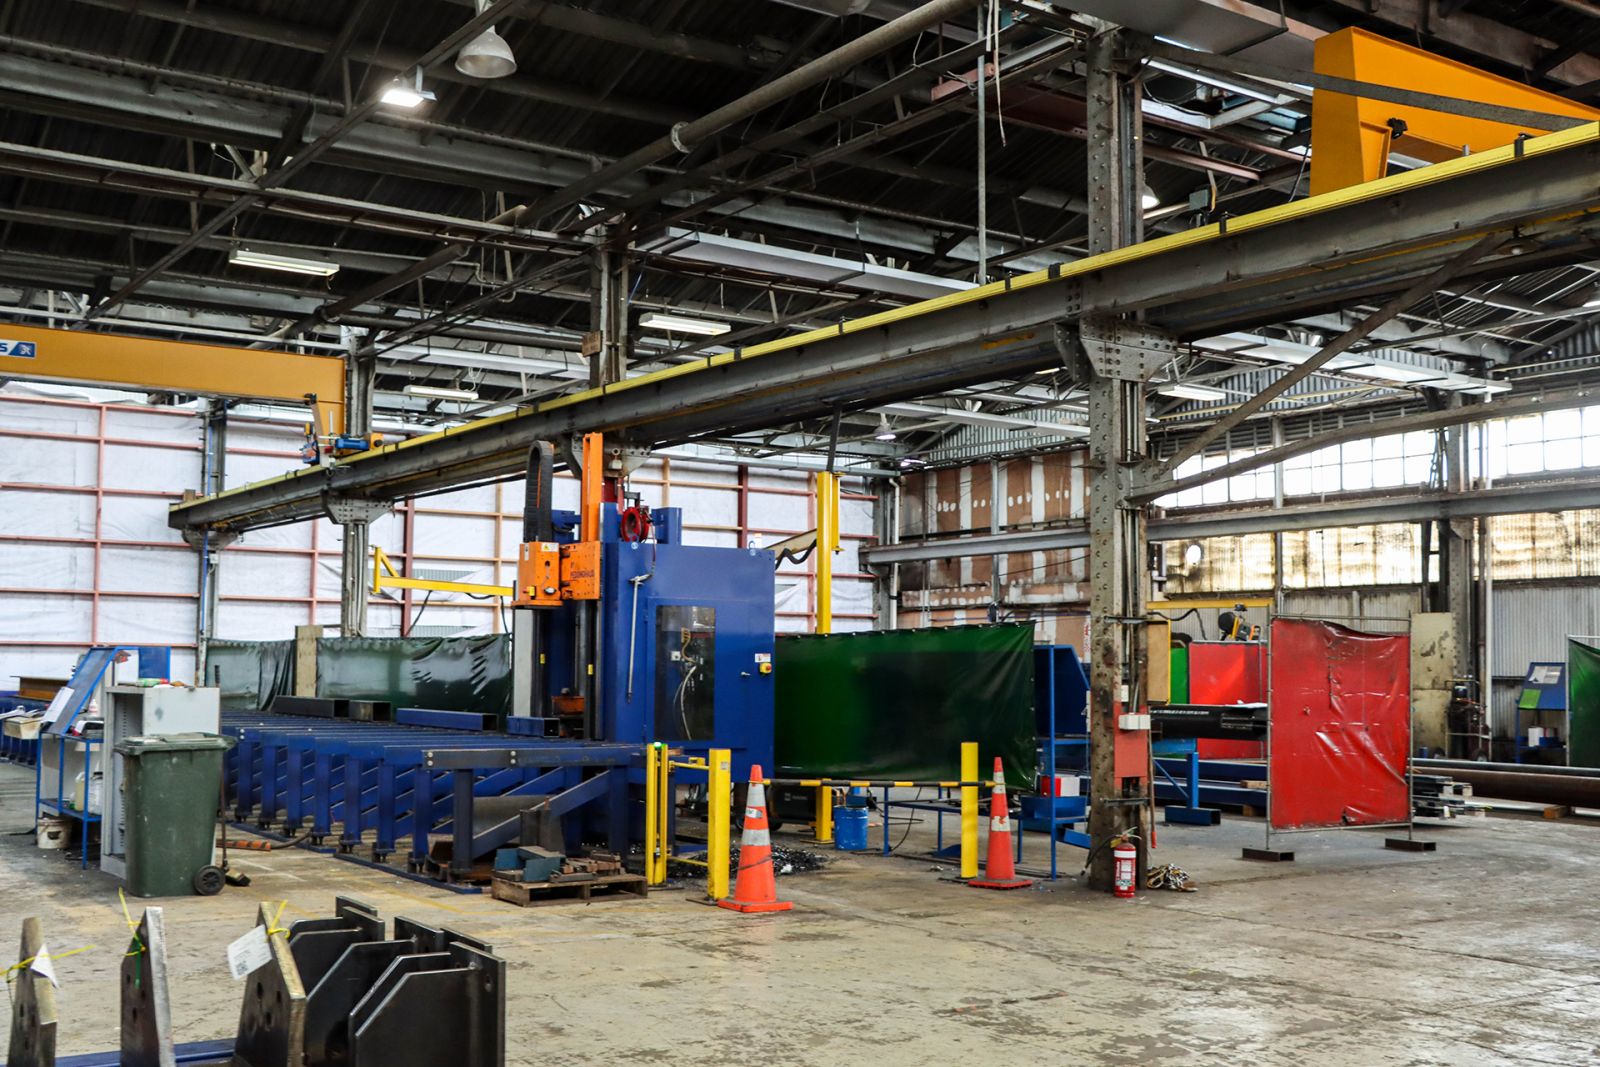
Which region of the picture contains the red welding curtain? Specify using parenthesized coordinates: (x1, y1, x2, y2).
(1188, 641, 1267, 759)
(1268, 619, 1411, 831)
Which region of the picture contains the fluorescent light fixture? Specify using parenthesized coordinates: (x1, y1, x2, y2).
(638, 312, 731, 336)
(456, 1, 517, 79)
(1156, 382, 1226, 402)
(1346, 362, 1440, 384)
(381, 70, 436, 108)
(404, 383, 479, 401)
(873, 417, 897, 441)
(1141, 185, 1160, 211)
(228, 247, 340, 277)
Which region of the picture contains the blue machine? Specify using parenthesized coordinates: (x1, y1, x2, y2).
(215, 490, 777, 882)
(599, 505, 776, 783)
(511, 502, 776, 781)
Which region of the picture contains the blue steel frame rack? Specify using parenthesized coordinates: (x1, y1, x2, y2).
(221, 710, 641, 880)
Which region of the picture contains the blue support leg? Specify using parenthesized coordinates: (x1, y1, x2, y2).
(374, 763, 398, 862)
(1164, 747, 1222, 826)
(409, 766, 433, 872)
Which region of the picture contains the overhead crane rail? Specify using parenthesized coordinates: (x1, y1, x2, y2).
(169, 123, 1600, 535)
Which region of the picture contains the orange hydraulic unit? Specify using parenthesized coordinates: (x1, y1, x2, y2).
(513, 432, 604, 608)
(1310, 27, 1600, 195)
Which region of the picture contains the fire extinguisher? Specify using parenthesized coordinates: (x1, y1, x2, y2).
(1112, 836, 1138, 899)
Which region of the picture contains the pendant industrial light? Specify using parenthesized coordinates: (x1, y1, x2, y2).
(456, 0, 518, 79)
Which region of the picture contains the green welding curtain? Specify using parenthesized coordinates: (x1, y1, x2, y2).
(775, 624, 1037, 787)
(316, 636, 513, 719)
(1566, 639, 1600, 767)
(205, 640, 294, 712)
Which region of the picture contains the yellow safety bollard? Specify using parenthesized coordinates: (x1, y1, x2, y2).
(654, 744, 670, 885)
(644, 743, 661, 886)
(815, 783, 834, 844)
(960, 741, 979, 880)
(707, 748, 732, 901)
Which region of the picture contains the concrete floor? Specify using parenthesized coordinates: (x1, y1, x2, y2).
(3, 762, 1599, 1066)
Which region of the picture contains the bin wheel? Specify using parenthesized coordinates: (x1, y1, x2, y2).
(193, 865, 226, 896)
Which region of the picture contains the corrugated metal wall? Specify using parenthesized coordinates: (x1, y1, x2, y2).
(897, 450, 1088, 641)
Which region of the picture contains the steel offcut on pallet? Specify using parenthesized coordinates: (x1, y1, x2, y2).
(5, 897, 505, 1067)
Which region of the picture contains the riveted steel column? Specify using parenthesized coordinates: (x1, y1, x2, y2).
(1084, 27, 1153, 892)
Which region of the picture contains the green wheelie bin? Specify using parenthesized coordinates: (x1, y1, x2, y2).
(115, 733, 234, 897)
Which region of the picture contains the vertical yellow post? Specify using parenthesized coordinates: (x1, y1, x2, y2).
(960, 741, 979, 879)
(707, 748, 732, 901)
(644, 743, 661, 885)
(815, 784, 833, 844)
(653, 745, 670, 885)
(815, 471, 840, 633)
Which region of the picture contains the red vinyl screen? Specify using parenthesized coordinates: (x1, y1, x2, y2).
(1268, 619, 1411, 831)
(1188, 641, 1267, 759)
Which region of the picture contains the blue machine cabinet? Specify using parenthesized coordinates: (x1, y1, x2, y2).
(596, 505, 777, 782)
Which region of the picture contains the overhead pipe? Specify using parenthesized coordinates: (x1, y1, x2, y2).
(522, 0, 976, 225)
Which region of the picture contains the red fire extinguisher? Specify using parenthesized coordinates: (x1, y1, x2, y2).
(1112, 837, 1138, 899)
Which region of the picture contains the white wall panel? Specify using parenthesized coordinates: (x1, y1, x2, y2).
(221, 552, 313, 599)
(98, 596, 194, 645)
(0, 489, 95, 536)
(103, 444, 201, 491)
(0, 437, 96, 486)
(412, 512, 498, 557)
(0, 543, 94, 590)
(99, 546, 195, 592)
(101, 496, 188, 543)
(0, 594, 91, 641)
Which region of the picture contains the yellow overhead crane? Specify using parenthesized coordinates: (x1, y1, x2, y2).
(0, 320, 350, 439)
(1311, 27, 1600, 194)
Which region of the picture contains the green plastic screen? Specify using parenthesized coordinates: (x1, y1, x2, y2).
(204, 640, 294, 712)
(1170, 644, 1190, 704)
(1566, 639, 1600, 767)
(316, 636, 513, 720)
(774, 624, 1036, 787)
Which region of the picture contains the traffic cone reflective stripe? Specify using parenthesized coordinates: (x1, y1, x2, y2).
(718, 766, 793, 914)
(990, 766, 1010, 831)
(969, 756, 1033, 891)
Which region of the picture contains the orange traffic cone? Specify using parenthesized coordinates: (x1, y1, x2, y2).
(718, 765, 794, 914)
(969, 757, 1033, 890)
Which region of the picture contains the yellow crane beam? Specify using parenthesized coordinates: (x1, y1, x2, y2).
(0, 322, 346, 435)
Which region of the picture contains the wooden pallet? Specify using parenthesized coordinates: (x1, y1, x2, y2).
(490, 873, 648, 907)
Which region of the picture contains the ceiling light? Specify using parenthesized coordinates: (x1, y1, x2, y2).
(381, 70, 436, 109)
(873, 417, 897, 441)
(456, 1, 517, 79)
(1156, 382, 1226, 402)
(1141, 185, 1161, 211)
(1346, 363, 1440, 384)
(404, 383, 479, 401)
(228, 247, 340, 277)
(638, 312, 731, 336)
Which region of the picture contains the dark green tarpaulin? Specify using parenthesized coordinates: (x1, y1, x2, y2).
(204, 640, 293, 712)
(1566, 639, 1600, 767)
(316, 635, 512, 719)
(775, 624, 1036, 787)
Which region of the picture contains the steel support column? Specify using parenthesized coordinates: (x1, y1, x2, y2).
(1083, 28, 1152, 892)
(588, 241, 629, 389)
(1444, 409, 1476, 679)
(340, 344, 376, 637)
(191, 399, 230, 682)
